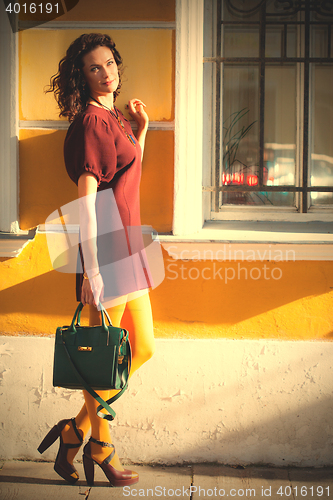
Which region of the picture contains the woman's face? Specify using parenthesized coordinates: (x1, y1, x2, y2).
(82, 45, 119, 101)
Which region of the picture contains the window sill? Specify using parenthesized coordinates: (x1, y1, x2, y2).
(0, 229, 37, 258)
(159, 221, 333, 261)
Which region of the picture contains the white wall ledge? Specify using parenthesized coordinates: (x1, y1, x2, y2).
(160, 221, 333, 260)
(19, 120, 175, 131)
(0, 229, 37, 258)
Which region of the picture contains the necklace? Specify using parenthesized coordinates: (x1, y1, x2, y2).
(89, 96, 136, 147)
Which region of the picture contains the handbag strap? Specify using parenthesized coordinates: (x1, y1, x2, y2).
(60, 330, 131, 421)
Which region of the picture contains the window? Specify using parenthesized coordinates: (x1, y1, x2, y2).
(203, 0, 333, 219)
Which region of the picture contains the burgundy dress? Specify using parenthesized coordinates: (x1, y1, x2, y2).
(64, 104, 151, 302)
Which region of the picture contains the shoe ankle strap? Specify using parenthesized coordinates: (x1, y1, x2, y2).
(89, 437, 114, 448)
(71, 418, 83, 443)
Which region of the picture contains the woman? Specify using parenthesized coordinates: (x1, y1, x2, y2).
(37, 33, 155, 487)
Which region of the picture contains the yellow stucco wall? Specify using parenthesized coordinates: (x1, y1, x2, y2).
(1, 234, 332, 339)
(152, 254, 333, 339)
(19, 129, 174, 232)
(1, 0, 332, 341)
(19, 29, 174, 122)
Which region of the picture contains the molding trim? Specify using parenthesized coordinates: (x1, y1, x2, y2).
(39, 223, 79, 233)
(173, 0, 204, 236)
(19, 120, 175, 131)
(19, 120, 69, 130)
(160, 220, 333, 260)
(19, 21, 176, 30)
(0, 229, 37, 258)
(161, 241, 333, 261)
(0, 12, 19, 232)
(211, 210, 333, 222)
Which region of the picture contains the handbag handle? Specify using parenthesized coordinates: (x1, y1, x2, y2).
(69, 302, 111, 333)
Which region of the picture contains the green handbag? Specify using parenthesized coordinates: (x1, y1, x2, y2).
(53, 302, 131, 421)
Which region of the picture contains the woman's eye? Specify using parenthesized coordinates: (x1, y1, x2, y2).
(91, 67, 98, 72)
(107, 60, 114, 65)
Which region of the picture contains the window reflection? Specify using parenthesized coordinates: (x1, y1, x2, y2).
(311, 65, 333, 205)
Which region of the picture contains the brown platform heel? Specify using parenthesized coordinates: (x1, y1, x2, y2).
(37, 418, 83, 484)
(82, 437, 139, 487)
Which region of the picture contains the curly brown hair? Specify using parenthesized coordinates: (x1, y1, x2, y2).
(46, 33, 123, 122)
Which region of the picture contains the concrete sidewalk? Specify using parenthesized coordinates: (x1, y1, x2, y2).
(0, 461, 332, 500)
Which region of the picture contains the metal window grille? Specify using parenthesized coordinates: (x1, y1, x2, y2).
(204, 0, 333, 213)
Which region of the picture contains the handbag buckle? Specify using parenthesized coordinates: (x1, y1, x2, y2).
(118, 335, 126, 364)
(78, 346, 93, 352)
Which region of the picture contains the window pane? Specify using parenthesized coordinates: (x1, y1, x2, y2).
(265, 25, 282, 58)
(204, 0, 216, 58)
(266, 0, 299, 22)
(222, 64, 259, 205)
(287, 26, 297, 58)
(223, 26, 259, 58)
(221, 191, 294, 206)
(310, 64, 333, 206)
(264, 65, 296, 206)
(310, 6, 333, 22)
(222, 0, 260, 22)
(311, 26, 329, 58)
(265, 25, 297, 59)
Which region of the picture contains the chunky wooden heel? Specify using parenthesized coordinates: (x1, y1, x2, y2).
(37, 424, 61, 454)
(37, 418, 83, 484)
(82, 437, 139, 487)
(83, 452, 95, 486)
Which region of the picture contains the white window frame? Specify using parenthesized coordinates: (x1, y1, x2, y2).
(197, 1, 333, 222)
(0, 11, 19, 234)
(0, 11, 36, 257)
(173, 0, 204, 236)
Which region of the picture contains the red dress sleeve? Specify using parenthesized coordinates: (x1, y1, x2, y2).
(64, 113, 117, 186)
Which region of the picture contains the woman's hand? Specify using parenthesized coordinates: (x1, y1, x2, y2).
(127, 99, 149, 133)
(81, 272, 104, 307)
(126, 99, 149, 158)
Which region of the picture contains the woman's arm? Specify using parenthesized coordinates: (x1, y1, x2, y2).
(78, 172, 104, 307)
(127, 99, 149, 158)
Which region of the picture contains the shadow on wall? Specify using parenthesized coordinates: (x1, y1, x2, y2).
(19, 129, 75, 230)
(150, 250, 333, 329)
(19, 129, 174, 232)
(0, 240, 332, 336)
(146, 394, 333, 467)
(0, 267, 81, 327)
